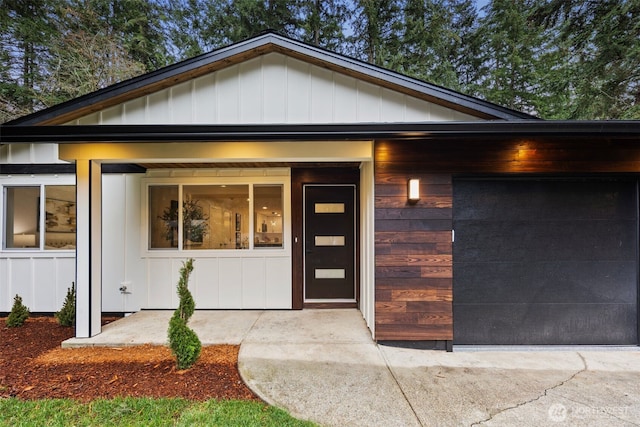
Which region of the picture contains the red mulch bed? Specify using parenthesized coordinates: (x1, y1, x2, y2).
(0, 317, 260, 402)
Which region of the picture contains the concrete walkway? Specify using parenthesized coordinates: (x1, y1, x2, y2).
(63, 310, 640, 426)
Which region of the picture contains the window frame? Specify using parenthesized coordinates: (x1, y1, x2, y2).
(142, 174, 289, 255)
(1, 177, 76, 253)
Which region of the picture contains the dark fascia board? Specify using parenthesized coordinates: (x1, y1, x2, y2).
(0, 164, 75, 174)
(1, 121, 639, 144)
(5, 32, 534, 126)
(0, 163, 147, 174)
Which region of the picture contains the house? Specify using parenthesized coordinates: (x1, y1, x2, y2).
(2, 32, 639, 347)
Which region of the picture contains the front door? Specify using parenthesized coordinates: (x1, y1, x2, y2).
(304, 185, 356, 302)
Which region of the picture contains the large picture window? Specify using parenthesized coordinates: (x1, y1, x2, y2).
(3, 185, 76, 250)
(148, 182, 283, 251)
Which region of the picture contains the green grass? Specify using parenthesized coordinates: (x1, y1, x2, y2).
(0, 398, 318, 427)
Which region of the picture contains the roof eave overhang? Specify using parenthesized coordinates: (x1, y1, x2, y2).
(2, 121, 639, 144)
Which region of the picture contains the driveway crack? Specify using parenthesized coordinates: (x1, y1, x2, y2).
(378, 345, 424, 427)
(470, 353, 588, 426)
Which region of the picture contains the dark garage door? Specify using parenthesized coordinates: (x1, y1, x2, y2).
(453, 178, 638, 345)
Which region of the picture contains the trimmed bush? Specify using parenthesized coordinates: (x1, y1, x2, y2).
(55, 282, 76, 326)
(168, 315, 202, 370)
(168, 258, 201, 370)
(6, 294, 29, 327)
(176, 259, 195, 322)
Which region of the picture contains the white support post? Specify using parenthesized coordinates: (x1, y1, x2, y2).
(75, 159, 102, 337)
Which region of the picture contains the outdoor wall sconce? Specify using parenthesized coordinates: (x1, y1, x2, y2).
(408, 178, 420, 203)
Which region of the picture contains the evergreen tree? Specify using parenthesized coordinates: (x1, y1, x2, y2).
(300, 0, 349, 52)
(533, 0, 640, 119)
(348, 0, 403, 67)
(399, 0, 479, 91)
(448, 0, 483, 94)
(162, 0, 214, 59)
(42, 2, 147, 107)
(221, 0, 304, 42)
(55, 283, 76, 327)
(6, 294, 29, 327)
(2, 0, 638, 120)
(0, 0, 57, 122)
(475, 0, 544, 114)
(165, 0, 306, 60)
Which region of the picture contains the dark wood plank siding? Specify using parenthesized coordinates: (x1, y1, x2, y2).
(375, 138, 640, 174)
(374, 146, 453, 340)
(374, 137, 640, 341)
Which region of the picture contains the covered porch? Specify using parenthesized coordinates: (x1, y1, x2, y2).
(62, 309, 371, 348)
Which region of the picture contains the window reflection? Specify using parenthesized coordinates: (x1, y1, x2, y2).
(4, 187, 39, 249)
(183, 185, 249, 250)
(254, 185, 283, 248)
(150, 185, 179, 249)
(4, 185, 76, 250)
(149, 183, 283, 251)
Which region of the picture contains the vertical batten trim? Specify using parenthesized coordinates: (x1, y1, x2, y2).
(260, 55, 265, 123)
(331, 70, 336, 122)
(191, 80, 196, 123)
(284, 57, 289, 122)
(377, 84, 382, 122)
(169, 86, 174, 124)
(214, 71, 219, 123)
(402, 93, 407, 121)
(355, 80, 360, 122)
(306, 61, 312, 123)
(235, 65, 241, 122)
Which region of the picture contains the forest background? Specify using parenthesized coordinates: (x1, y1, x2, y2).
(1, 0, 638, 123)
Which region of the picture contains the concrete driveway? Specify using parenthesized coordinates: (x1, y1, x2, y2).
(64, 309, 640, 426)
(239, 311, 640, 427)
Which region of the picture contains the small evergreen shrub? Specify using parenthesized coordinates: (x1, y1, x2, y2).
(176, 259, 196, 322)
(168, 258, 201, 370)
(55, 282, 76, 326)
(6, 294, 29, 327)
(168, 314, 202, 370)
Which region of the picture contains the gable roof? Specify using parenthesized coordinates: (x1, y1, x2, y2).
(6, 31, 536, 126)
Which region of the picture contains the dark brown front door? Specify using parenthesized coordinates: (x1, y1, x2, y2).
(304, 185, 356, 301)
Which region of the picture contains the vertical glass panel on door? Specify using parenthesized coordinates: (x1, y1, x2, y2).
(44, 185, 76, 249)
(183, 185, 249, 250)
(254, 185, 283, 248)
(149, 185, 179, 249)
(4, 187, 39, 249)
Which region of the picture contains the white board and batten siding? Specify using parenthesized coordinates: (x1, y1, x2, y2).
(0, 174, 76, 312)
(0, 143, 66, 165)
(1, 120, 73, 313)
(101, 170, 292, 312)
(0, 255, 75, 313)
(143, 256, 291, 310)
(67, 52, 479, 126)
